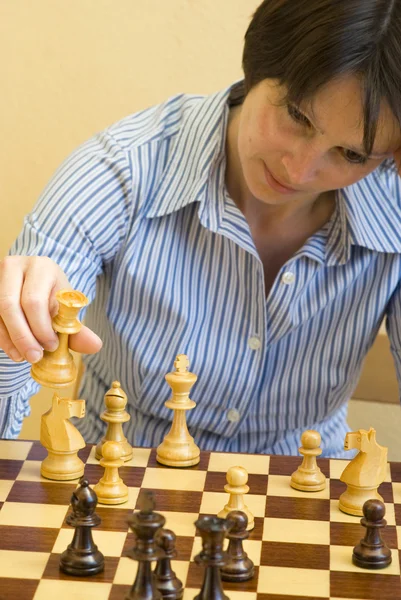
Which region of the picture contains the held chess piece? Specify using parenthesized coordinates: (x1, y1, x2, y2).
(60, 477, 104, 576)
(194, 516, 233, 600)
(290, 430, 326, 492)
(95, 381, 133, 462)
(93, 441, 129, 504)
(352, 499, 392, 569)
(125, 491, 166, 600)
(339, 428, 388, 516)
(221, 510, 255, 582)
(156, 355, 200, 467)
(154, 529, 184, 599)
(217, 466, 254, 531)
(31, 289, 88, 387)
(40, 393, 86, 480)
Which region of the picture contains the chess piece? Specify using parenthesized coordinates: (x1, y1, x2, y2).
(352, 499, 392, 569)
(31, 289, 88, 387)
(217, 466, 254, 531)
(40, 393, 86, 480)
(156, 355, 200, 467)
(93, 440, 129, 504)
(125, 491, 166, 600)
(194, 515, 233, 600)
(154, 529, 184, 599)
(339, 428, 388, 516)
(95, 381, 133, 462)
(221, 510, 254, 582)
(290, 430, 326, 491)
(60, 477, 104, 575)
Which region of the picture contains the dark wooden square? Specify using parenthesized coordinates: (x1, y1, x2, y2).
(266, 496, 330, 521)
(260, 540, 329, 570)
(0, 525, 59, 552)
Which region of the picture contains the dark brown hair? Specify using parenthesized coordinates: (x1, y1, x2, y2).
(243, 0, 401, 160)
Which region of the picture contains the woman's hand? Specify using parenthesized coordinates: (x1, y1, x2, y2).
(0, 256, 102, 363)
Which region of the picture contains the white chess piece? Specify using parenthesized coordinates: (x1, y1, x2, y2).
(93, 441, 129, 504)
(156, 355, 200, 467)
(217, 466, 254, 531)
(290, 430, 326, 491)
(95, 381, 133, 462)
(339, 428, 387, 516)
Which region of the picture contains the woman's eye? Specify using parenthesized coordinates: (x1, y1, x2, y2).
(287, 104, 311, 127)
(342, 149, 368, 165)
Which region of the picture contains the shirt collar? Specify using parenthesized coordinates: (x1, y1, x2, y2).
(145, 80, 244, 220)
(341, 168, 401, 255)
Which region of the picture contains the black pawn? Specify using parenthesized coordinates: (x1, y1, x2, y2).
(221, 510, 254, 582)
(352, 499, 392, 569)
(194, 515, 233, 600)
(154, 529, 184, 599)
(125, 490, 166, 600)
(60, 477, 104, 576)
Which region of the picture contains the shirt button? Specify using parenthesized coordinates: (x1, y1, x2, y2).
(227, 408, 241, 423)
(248, 336, 261, 350)
(282, 271, 295, 285)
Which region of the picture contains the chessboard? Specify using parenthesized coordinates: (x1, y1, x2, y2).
(1, 439, 401, 600)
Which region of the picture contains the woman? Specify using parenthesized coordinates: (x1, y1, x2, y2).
(0, 0, 400, 457)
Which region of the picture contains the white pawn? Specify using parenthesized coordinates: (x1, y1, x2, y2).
(93, 441, 129, 505)
(217, 466, 254, 531)
(290, 430, 326, 492)
(95, 381, 133, 462)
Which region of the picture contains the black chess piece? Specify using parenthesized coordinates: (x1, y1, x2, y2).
(193, 515, 233, 600)
(154, 529, 184, 599)
(352, 498, 392, 569)
(125, 490, 166, 600)
(59, 477, 104, 576)
(221, 510, 254, 582)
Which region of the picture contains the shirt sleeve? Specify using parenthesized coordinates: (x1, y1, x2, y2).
(386, 272, 401, 402)
(0, 129, 134, 438)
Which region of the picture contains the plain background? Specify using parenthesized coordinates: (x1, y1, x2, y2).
(1, 1, 400, 457)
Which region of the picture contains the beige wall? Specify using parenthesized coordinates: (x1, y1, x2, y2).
(1, 0, 260, 439)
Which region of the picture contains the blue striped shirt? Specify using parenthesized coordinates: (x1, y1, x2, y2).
(1, 80, 401, 458)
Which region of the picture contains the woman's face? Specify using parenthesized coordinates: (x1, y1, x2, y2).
(236, 76, 401, 206)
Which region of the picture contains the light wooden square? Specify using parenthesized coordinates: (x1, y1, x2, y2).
(257, 565, 329, 597)
(190, 536, 262, 566)
(113, 556, 189, 586)
(85, 445, 151, 468)
(33, 579, 112, 600)
(267, 474, 330, 499)
(160, 511, 199, 537)
(263, 517, 330, 545)
(141, 468, 206, 491)
(396, 526, 401, 548)
(208, 452, 270, 475)
(0, 440, 32, 460)
(393, 481, 401, 504)
(96, 485, 140, 510)
(200, 491, 266, 518)
(330, 545, 400, 575)
(53, 529, 128, 557)
(0, 501, 68, 528)
(0, 479, 14, 502)
(0, 549, 49, 579)
(330, 500, 396, 526)
(330, 459, 391, 482)
(16, 460, 76, 484)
